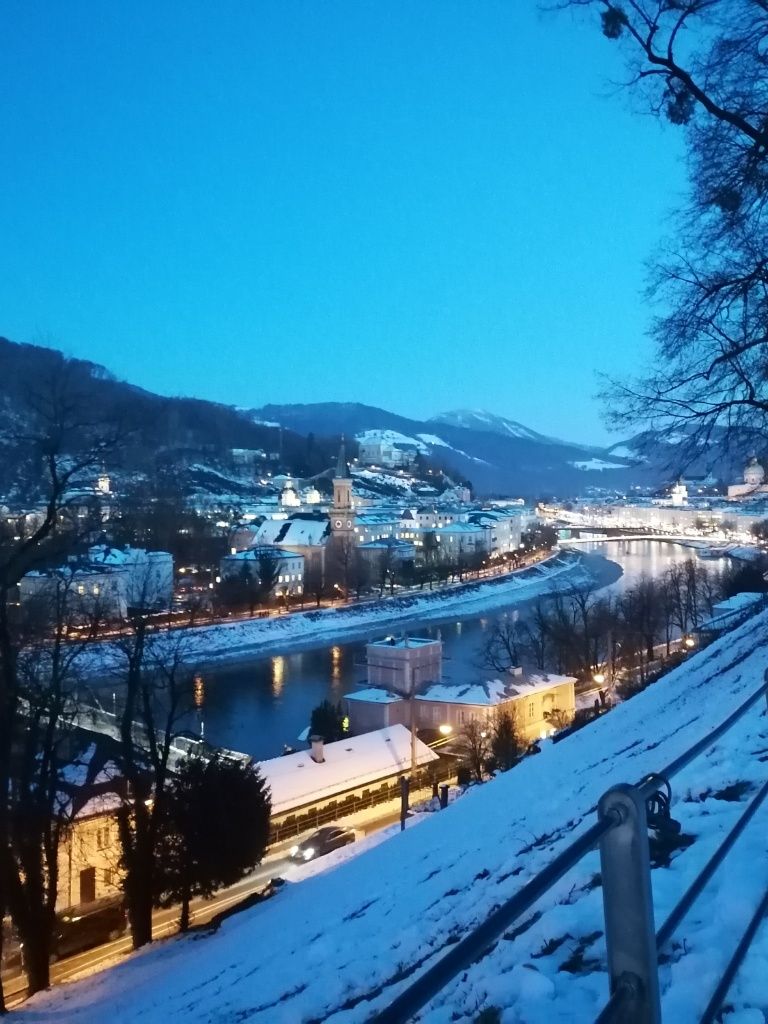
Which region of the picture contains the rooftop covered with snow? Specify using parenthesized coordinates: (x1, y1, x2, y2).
(256, 724, 438, 816)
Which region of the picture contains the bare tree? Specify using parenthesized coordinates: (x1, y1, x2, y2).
(556, 1, 768, 462)
(456, 719, 490, 783)
(109, 619, 196, 949)
(0, 364, 121, 1004)
(489, 707, 523, 771)
(482, 615, 525, 673)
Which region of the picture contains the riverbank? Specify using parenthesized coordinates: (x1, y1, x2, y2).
(85, 550, 601, 676)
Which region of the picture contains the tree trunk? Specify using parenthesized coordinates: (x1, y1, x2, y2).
(125, 843, 154, 949)
(22, 919, 51, 995)
(128, 881, 153, 949)
(179, 890, 191, 932)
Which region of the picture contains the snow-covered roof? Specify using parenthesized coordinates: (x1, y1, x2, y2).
(257, 724, 438, 815)
(222, 547, 302, 563)
(255, 516, 330, 547)
(712, 592, 765, 614)
(368, 636, 438, 650)
(435, 522, 486, 534)
(344, 688, 402, 704)
(358, 538, 414, 550)
(414, 673, 574, 706)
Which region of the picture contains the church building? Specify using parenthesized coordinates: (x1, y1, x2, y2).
(329, 438, 356, 543)
(728, 457, 768, 499)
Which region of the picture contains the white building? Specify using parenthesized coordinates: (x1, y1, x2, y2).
(468, 508, 523, 555)
(433, 522, 490, 559)
(358, 439, 418, 469)
(87, 545, 174, 610)
(19, 564, 130, 621)
(728, 457, 768, 500)
(219, 547, 304, 597)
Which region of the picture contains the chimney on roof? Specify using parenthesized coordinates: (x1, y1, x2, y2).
(309, 735, 325, 763)
(509, 665, 523, 677)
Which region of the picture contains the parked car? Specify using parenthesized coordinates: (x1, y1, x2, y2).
(290, 825, 356, 862)
(52, 896, 128, 961)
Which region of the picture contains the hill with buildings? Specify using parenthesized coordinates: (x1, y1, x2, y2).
(0, 335, 689, 500)
(20, 607, 768, 1023)
(250, 402, 661, 497)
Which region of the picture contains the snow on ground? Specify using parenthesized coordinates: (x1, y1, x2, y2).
(353, 468, 417, 492)
(285, 813, 428, 884)
(568, 459, 628, 471)
(81, 553, 590, 674)
(416, 433, 450, 448)
(355, 429, 431, 454)
(20, 609, 768, 1023)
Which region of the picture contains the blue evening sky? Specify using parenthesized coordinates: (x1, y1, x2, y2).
(0, 2, 683, 444)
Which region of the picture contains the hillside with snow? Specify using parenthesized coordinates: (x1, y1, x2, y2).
(21, 608, 768, 1023)
(253, 402, 655, 497)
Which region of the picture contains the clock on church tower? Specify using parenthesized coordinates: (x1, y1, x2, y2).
(330, 438, 355, 539)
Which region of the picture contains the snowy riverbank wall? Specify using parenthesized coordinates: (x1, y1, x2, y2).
(85, 549, 597, 675)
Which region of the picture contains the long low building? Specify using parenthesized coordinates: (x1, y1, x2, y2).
(257, 725, 441, 839)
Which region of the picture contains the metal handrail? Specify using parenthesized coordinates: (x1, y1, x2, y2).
(373, 816, 617, 1024)
(655, 777, 768, 950)
(375, 675, 768, 1024)
(699, 884, 768, 1024)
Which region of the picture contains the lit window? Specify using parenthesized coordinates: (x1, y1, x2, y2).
(77, 584, 85, 595)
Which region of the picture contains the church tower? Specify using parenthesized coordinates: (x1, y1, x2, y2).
(330, 437, 354, 540)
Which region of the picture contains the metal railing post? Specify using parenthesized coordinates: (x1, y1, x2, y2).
(598, 784, 661, 1024)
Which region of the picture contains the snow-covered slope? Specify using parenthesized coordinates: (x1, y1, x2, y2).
(22, 615, 768, 1024)
(431, 408, 557, 443)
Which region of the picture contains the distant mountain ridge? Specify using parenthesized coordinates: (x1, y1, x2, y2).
(430, 409, 563, 445)
(0, 336, 689, 498)
(250, 402, 657, 496)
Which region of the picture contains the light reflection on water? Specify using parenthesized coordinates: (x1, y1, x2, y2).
(184, 541, 727, 759)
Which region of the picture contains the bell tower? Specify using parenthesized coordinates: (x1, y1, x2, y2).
(330, 437, 354, 539)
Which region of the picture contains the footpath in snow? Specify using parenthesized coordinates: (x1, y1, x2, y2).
(85, 551, 596, 674)
(21, 604, 768, 1023)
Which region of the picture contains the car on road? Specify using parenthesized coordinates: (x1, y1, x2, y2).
(290, 825, 356, 862)
(52, 896, 128, 961)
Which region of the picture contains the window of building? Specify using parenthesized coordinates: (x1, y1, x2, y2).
(528, 702, 535, 720)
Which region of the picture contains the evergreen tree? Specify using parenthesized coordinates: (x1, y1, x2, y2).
(489, 708, 523, 772)
(309, 700, 346, 742)
(154, 754, 271, 931)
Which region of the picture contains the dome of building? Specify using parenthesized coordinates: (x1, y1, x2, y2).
(280, 484, 300, 508)
(744, 457, 765, 486)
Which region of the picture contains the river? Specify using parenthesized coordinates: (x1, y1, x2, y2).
(180, 540, 728, 760)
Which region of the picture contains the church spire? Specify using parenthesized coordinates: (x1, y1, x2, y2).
(335, 435, 350, 480)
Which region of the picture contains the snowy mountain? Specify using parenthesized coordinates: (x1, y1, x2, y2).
(251, 402, 655, 497)
(24, 608, 768, 1023)
(430, 408, 561, 444)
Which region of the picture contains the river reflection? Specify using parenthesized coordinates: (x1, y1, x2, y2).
(184, 541, 729, 760)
